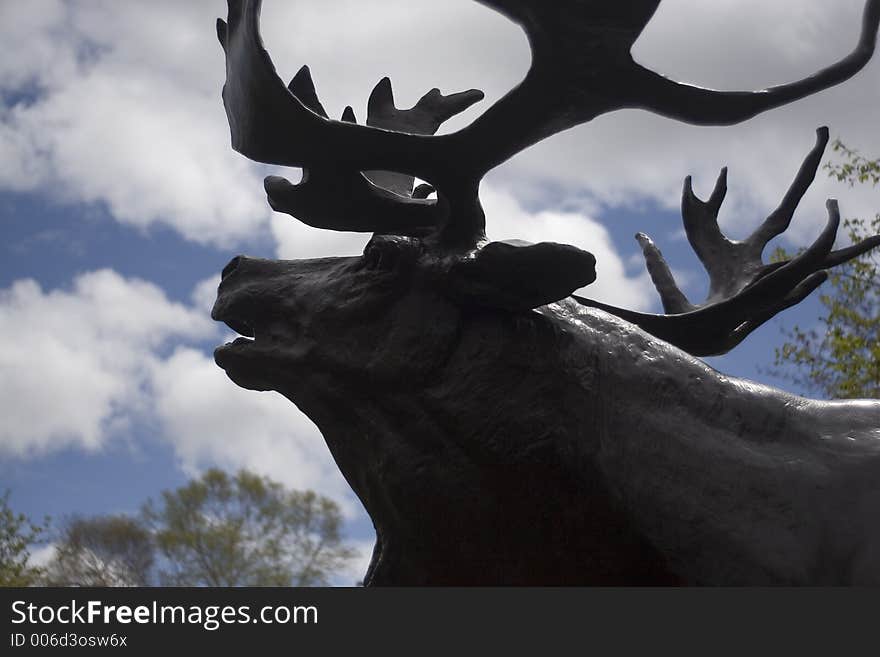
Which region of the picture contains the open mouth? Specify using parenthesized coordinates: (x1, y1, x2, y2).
(212, 291, 261, 358)
(213, 304, 290, 359)
(211, 304, 295, 393)
(214, 313, 261, 354)
(212, 321, 272, 391)
(219, 318, 256, 346)
(214, 329, 257, 362)
(210, 256, 304, 370)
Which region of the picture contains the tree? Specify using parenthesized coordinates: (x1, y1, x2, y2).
(0, 490, 49, 586)
(44, 515, 154, 587)
(772, 139, 880, 399)
(143, 469, 356, 586)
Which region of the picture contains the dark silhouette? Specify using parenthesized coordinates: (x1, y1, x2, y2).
(212, 0, 880, 584)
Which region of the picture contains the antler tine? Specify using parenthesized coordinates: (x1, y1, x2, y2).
(672, 131, 846, 308)
(688, 201, 842, 351)
(220, 0, 487, 242)
(263, 63, 482, 237)
(218, 0, 457, 177)
(365, 77, 483, 196)
(341, 106, 357, 123)
(824, 234, 880, 267)
(634, 233, 694, 314)
(633, 166, 734, 317)
(746, 127, 829, 254)
(287, 65, 328, 118)
(639, 136, 847, 312)
(628, 1, 879, 126)
(367, 78, 485, 135)
(264, 67, 447, 236)
(681, 168, 729, 270)
(578, 134, 880, 357)
(744, 199, 841, 303)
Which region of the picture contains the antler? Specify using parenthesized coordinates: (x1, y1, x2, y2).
(575, 128, 880, 356)
(217, 0, 487, 246)
(262, 67, 481, 237)
(217, 0, 880, 246)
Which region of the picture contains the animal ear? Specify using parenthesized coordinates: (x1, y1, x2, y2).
(447, 241, 596, 311)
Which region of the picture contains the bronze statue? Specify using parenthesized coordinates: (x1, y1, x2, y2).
(212, 0, 880, 584)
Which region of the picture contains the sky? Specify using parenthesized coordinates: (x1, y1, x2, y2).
(1, 0, 878, 585)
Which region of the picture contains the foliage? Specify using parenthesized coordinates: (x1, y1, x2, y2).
(0, 490, 49, 586)
(143, 469, 356, 586)
(825, 139, 880, 187)
(772, 141, 879, 399)
(44, 515, 154, 587)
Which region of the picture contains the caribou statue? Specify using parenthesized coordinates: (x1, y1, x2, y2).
(211, 0, 880, 584)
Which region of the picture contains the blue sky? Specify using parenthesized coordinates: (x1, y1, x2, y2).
(1, 0, 878, 584)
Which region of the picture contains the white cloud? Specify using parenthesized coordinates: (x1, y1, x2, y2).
(0, 0, 77, 92)
(0, 0, 268, 246)
(271, 214, 371, 260)
(0, 270, 216, 456)
(190, 274, 222, 317)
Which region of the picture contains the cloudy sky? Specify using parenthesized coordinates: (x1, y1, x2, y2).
(1, 0, 878, 584)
